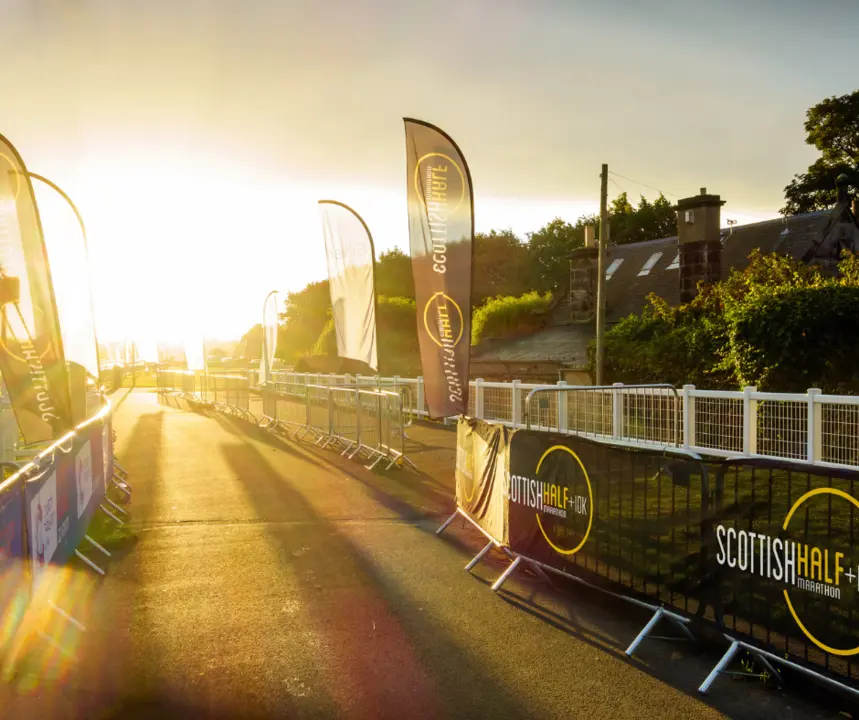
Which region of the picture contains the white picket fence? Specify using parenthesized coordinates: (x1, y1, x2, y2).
(259, 371, 859, 471)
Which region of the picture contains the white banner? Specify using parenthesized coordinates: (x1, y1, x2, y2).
(318, 201, 378, 371)
(259, 292, 279, 384)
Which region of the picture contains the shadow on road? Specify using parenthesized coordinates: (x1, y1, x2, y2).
(220, 439, 535, 720)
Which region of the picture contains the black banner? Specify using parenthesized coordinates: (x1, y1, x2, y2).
(404, 118, 473, 419)
(709, 458, 859, 681)
(507, 428, 713, 615)
(0, 134, 72, 443)
(503, 425, 859, 684)
(456, 417, 509, 544)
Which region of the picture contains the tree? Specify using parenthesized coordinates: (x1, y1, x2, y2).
(276, 280, 331, 363)
(473, 229, 531, 304)
(611, 193, 676, 245)
(783, 90, 859, 215)
(238, 324, 263, 359)
(375, 248, 415, 301)
(527, 217, 594, 292)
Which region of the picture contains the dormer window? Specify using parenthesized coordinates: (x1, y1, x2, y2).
(605, 258, 623, 280)
(666, 252, 680, 270)
(637, 252, 663, 276)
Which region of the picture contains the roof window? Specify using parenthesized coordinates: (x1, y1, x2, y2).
(606, 258, 624, 280)
(637, 252, 663, 276)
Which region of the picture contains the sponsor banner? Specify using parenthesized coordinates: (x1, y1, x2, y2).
(455, 417, 509, 544)
(318, 201, 378, 371)
(103, 417, 114, 490)
(75, 439, 93, 519)
(506, 428, 712, 606)
(25, 469, 59, 589)
(403, 118, 473, 419)
(710, 458, 859, 680)
(0, 134, 73, 443)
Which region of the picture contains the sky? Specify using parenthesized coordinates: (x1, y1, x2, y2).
(1, 0, 858, 346)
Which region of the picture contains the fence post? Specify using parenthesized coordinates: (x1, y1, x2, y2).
(682, 385, 696, 450)
(329, 372, 335, 387)
(612, 382, 624, 440)
(557, 380, 568, 433)
(511, 380, 521, 428)
(743, 386, 758, 456)
(475, 378, 485, 419)
(417, 377, 425, 415)
(807, 388, 822, 464)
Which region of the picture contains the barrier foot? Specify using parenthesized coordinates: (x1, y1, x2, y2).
(436, 511, 458, 537)
(99, 504, 125, 526)
(625, 607, 665, 657)
(365, 453, 385, 471)
(698, 640, 740, 694)
(111, 477, 132, 498)
(491, 556, 522, 593)
(48, 602, 87, 632)
(85, 534, 111, 558)
(465, 541, 495, 572)
(75, 549, 106, 576)
(104, 496, 128, 516)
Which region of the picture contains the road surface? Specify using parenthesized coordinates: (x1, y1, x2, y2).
(1, 390, 846, 719)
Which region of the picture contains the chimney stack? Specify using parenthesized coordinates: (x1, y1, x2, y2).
(676, 187, 725, 303)
(584, 225, 596, 248)
(569, 243, 598, 323)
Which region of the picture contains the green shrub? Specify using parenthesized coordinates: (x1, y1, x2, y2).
(471, 291, 553, 345)
(593, 249, 859, 392)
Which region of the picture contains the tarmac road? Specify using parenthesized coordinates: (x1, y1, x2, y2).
(1, 390, 848, 719)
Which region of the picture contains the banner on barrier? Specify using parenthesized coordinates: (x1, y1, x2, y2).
(24, 416, 111, 588)
(506, 428, 713, 609)
(0, 133, 73, 443)
(455, 417, 509, 544)
(403, 118, 473, 419)
(710, 459, 859, 680)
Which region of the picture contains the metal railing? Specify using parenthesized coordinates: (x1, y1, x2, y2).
(259, 372, 859, 470)
(156, 369, 254, 422)
(260, 382, 415, 471)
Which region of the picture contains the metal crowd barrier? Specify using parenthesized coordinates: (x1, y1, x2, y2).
(156, 369, 254, 422)
(0, 394, 132, 675)
(259, 382, 415, 471)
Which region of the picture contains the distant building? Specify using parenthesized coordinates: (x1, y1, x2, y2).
(471, 184, 859, 385)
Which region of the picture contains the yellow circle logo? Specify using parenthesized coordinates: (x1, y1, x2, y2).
(782, 487, 859, 657)
(0, 304, 53, 364)
(534, 445, 594, 556)
(423, 291, 463, 349)
(413, 152, 466, 214)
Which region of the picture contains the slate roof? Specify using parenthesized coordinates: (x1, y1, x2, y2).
(472, 204, 859, 369)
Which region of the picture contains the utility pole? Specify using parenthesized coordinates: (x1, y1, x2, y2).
(595, 164, 608, 386)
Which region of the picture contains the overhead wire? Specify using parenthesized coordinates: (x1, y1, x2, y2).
(608, 171, 678, 199)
